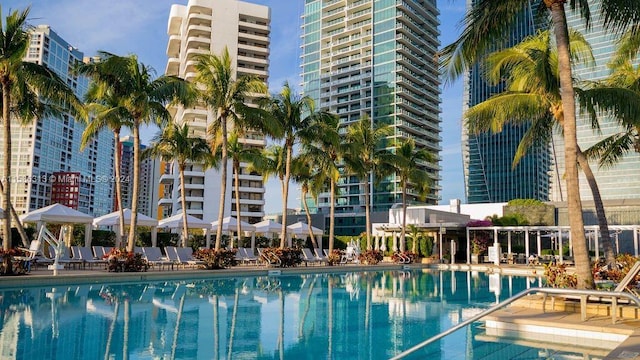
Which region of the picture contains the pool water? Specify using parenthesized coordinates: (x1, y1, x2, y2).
(0, 270, 599, 359)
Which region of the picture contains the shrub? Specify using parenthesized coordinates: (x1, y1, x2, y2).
(104, 248, 149, 272)
(543, 263, 577, 288)
(261, 247, 303, 268)
(327, 249, 342, 266)
(358, 250, 383, 265)
(193, 248, 238, 269)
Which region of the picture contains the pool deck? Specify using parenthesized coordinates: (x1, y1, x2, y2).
(3, 262, 640, 358)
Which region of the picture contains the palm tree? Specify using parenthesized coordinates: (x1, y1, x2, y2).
(464, 29, 618, 267)
(440, 0, 640, 289)
(291, 155, 325, 249)
(226, 131, 261, 246)
(0, 7, 85, 251)
(81, 90, 132, 248)
(390, 139, 434, 253)
(249, 145, 286, 246)
(259, 82, 315, 248)
(343, 115, 393, 250)
(145, 123, 210, 247)
(194, 47, 267, 250)
(77, 53, 194, 252)
(299, 113, 342, 253)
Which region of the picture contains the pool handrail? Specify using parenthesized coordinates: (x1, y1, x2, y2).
(389, 287, 640, 360)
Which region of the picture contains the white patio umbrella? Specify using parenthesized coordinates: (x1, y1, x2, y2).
(93, 208, 158, 246)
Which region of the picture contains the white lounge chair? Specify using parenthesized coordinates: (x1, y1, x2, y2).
(14, 240, 51, 272)
(142, 247, 174, 270)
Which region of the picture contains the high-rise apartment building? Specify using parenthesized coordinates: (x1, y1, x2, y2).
(300, 0, 442, 232)
(6, 25, 114, 216)
(162, 0, 270, 223)
(461, 1, 551, 204)
(550, 3, 640, 202)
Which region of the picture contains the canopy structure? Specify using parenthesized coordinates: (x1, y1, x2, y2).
(287, 221, 323, 236)
(159, 213, 210, 229)
(287, 221, 324, 249)
(93, 208, 158, 247)
(253, 219, 283, 235)
(20, 203, 94, 245)
(159, 212, 211, 247)
(211, 216, 256, 232)
(210, 216, 256, 249)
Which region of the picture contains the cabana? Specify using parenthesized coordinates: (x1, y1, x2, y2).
(287, 221, 323, 249)
(254, 219, 283, 238)
(158, 212, 211, 247)
(210, 216, 256, 249)
(20, 203, 93, 246)
(93, 208, 158, 247)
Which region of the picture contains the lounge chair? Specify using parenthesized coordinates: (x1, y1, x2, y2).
(76, 246, 108, 269)
(92, 245, 106, 259)
(301, 248, 322, 266)
(242, 248, 259, 264)
(257, 248, 281, 267)
(166, 246, 204, 268)
(50, 246, 83, 269)
(314, 248, 328, 262)
(142, 247, 174, 270)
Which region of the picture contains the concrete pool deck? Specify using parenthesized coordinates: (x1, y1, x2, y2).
(2, 262, 639, 359)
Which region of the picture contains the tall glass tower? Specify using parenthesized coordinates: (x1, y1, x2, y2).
(550, 3, 640, 202)
(462, 1, 551, 203)
(7, 25, 115, 216)
(300, 0, 442, 232)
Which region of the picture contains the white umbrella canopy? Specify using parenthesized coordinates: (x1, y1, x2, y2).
(211, 216, 255, 232)
(158, 213, 210, 229)
(253, 219, 283, 234)
(20, 203, 93, 224)
(287, 221, 323, 236)
(93, 208, 158, 227)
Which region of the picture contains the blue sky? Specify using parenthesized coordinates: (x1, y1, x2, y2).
(9, 0, 467, 213)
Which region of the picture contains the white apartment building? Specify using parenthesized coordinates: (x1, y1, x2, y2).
(161, 0, 270, 223)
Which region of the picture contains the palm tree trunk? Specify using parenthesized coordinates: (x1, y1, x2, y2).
(401, 181, 407, 253)
(577, 149, 616, 266)
(328, 179, 336, 253)
(103, 300, 119, 360)
(364, 176, 371, 250)
(302, 187, 318, 249)
(550, 2, 593, 289)
(0, 181, 28, 247)
(215, 114, 228, 250)
(233, 161, 242, 248)
(280, 140, 293, 249)
(126, 123, 141, 252)
(227, 288, 240, 360)
(2, 82, 12, 251)
(113, 129, 125, 248)
(179, 164, 189, 247)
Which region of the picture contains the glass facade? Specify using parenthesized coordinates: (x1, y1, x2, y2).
(301, 0, 442, 223)
(5, 25, 115, 216)
(462, 1, 551, 203)
(550, 3, 640, 202)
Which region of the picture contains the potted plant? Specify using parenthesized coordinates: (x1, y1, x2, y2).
(468, 219, 492, 264)
(104, 248, 149, 272)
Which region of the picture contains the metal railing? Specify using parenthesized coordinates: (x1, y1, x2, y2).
(389, 287, 640, 360)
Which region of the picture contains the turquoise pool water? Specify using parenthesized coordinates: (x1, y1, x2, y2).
(0, 270, 593, 359)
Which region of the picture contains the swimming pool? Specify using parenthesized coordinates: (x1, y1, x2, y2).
(0, 270, 593, 359)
